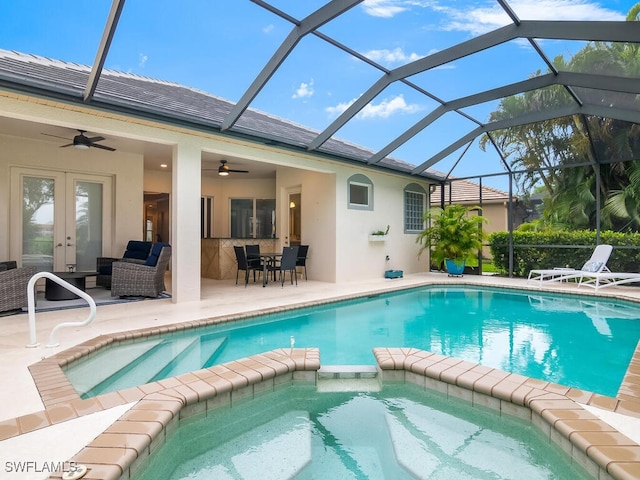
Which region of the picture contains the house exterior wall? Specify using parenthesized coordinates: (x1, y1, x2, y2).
(335, 168, 431, 282)
(0, 92, 433, 299)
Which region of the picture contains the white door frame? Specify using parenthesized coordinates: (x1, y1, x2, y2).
(10, 167, 113, 271)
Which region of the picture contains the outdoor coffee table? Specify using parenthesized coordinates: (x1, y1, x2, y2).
(45, 272, 97, 301)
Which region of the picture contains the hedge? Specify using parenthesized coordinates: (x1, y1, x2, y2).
(488, 231, 640, 277)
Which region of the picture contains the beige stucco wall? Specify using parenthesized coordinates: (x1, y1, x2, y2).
(335, 168, 430, 282)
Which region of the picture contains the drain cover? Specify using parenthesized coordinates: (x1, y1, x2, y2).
(62, 464, 87, 480)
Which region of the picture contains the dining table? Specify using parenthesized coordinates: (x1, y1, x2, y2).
(256, 252, 282, 287)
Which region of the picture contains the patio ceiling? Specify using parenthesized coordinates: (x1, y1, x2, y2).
(0, 0, 638, 186)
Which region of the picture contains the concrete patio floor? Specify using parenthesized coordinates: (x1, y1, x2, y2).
(1, 272, 640, 479)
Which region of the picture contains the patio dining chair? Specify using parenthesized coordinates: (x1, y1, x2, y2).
(296, 245, 309, 281)
(234, 246, 260, 287)
(274, 246, 299, 287)
(245, 244, 264, 281)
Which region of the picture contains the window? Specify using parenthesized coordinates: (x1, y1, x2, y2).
(347, 174, 373, 210)
(230, 198, 275, 238)
(404, 183, 426, 232)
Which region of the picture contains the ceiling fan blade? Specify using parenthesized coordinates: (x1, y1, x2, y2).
(60, 143, 74, 148)
(87, 136, 105, 143)
(228, 169, 249, 173)
(91, 143, 116, 151)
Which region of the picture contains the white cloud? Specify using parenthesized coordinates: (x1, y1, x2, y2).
(326, 94, 422, 119)
(438, 0, 626, 36)
(263, 24, 275, 34)
(361, 0, 408, 18)
(138, 54, 148, 68)
(292, 80, 314, 99)
(364, 47, 423, 66)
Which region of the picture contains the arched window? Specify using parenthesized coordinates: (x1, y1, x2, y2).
(404, 183, 426, 232)
(347, 174, 373, 210)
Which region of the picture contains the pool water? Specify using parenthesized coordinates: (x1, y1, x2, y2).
(65, 286, 640, 398)
(132, 383, 591, 480)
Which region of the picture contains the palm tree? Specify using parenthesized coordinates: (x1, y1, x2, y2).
(481, 4, 640, 231)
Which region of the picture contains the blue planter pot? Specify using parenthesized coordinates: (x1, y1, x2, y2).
(445, 259, 466, 276)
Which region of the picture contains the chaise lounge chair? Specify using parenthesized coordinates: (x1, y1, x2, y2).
(527, 244, 613, 287)
(576, 270, 640, 292)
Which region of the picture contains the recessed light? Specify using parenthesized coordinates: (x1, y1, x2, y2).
(160, 164, 167, 168)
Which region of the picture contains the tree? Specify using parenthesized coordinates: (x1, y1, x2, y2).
(480, 4, 640, 231)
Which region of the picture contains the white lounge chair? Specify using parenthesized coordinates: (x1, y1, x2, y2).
(577, 271, 640, 292)
(527, 244, 613, 287)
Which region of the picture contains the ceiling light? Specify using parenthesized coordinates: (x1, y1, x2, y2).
(74, 143, 89, 150)
(218, 170, 229, 176)
(160, 164, 167, 168)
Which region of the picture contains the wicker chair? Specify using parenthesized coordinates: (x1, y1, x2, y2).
(96, 240, 153, 289)
(111, 244, 171, 298)
(0, 263, 38, 314)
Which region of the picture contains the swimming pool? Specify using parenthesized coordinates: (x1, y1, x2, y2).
(64, 286, 640, 398)
(132, 382, 591, 479)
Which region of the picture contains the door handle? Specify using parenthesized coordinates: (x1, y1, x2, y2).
(56, 243, 63, 247)
(67, 243, 74, 247)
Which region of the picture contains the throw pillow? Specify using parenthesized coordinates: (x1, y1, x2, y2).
(581, 260, 603, 272)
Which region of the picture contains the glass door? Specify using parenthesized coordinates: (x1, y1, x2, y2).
(11, 168, 112, 272)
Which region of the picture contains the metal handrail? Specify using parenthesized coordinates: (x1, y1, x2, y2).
(26, 272, 97, 348)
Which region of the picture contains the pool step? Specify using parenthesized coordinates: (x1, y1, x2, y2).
(317, 365, 381, 392)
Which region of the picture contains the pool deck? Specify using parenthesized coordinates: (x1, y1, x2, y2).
(1, 273, 640, 479)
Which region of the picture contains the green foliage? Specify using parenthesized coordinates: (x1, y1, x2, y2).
(371, 225, 390, 236)
(417, 205, 488, 269)
(489, 230, 640, 277)
(479, 6, 640, 231)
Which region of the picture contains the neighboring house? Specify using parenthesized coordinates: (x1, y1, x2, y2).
(0, 50, 441, 303)
(430, 178, 528, 256)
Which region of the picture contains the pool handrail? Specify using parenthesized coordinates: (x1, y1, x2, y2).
(26, 272, 97, 348)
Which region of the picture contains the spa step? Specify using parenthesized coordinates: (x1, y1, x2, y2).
(317, 365, 381, 392)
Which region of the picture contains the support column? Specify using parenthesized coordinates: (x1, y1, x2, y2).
(171, 141, 201, 303)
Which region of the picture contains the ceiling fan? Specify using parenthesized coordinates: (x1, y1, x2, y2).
(216, 160, 249, 176)
(42, 129, 116, 151)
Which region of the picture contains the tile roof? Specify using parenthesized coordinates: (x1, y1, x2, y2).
(430, 176, 512, 204)
(0, 49, 443, 181)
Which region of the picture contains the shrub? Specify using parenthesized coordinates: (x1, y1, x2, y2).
(489, 230, 640, 277)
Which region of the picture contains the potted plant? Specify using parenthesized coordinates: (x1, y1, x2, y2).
(369, 225, 389, 241)
(416, 204, 488, 276)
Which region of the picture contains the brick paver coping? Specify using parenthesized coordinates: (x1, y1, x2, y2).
(0, 344, 639, 479)
(374, 347, 640, 480)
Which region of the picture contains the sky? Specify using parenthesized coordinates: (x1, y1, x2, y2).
(0, 0, 637, 192)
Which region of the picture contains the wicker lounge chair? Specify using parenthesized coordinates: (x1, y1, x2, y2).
(0, 262, 37, 314)
(111, 244, 171, 298)
(96, 240, 153, 289)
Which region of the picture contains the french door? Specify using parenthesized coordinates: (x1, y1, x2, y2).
(10, 168, 112, 272)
